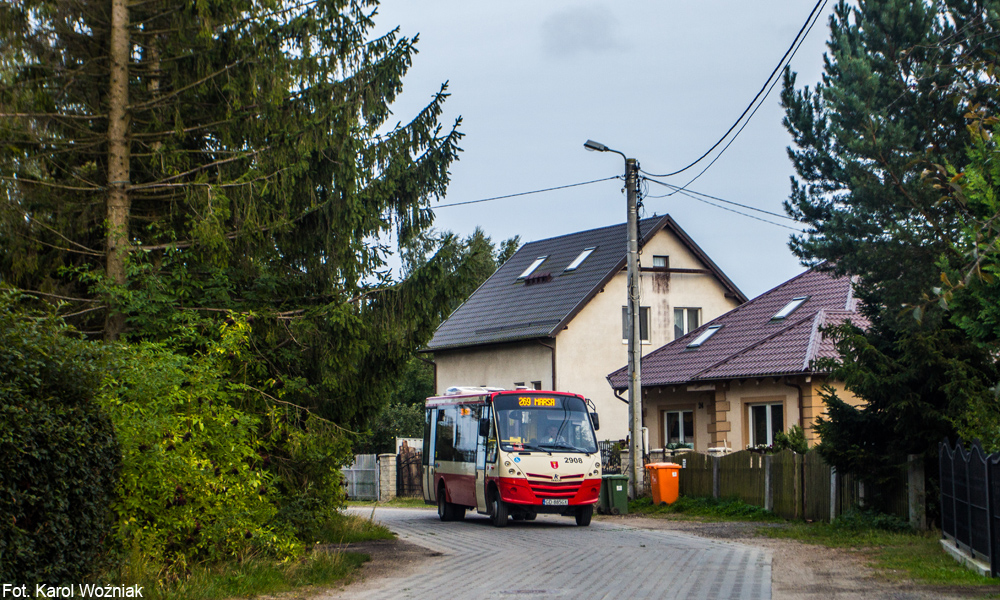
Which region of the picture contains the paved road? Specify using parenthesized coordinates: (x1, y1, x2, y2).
(327, 507, 771, 600)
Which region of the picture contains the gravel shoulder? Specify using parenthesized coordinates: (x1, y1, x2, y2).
(610, 514, 998, 600)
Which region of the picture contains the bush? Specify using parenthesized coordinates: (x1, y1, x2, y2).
(0, 291, 121, 585)
(99, 320, 303, 571)
(832, 509, 912, 533)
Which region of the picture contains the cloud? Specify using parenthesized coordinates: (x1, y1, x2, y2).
(540, 5, 628, 57)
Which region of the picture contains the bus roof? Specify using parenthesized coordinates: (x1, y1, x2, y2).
(424, 389, 586, 408)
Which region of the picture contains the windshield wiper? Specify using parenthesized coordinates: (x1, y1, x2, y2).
(538, 442, 586, 453)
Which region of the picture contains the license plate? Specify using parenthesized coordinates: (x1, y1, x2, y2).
(543, 499, 568, 506)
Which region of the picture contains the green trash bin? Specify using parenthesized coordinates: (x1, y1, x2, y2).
(603, 474, 629, 515)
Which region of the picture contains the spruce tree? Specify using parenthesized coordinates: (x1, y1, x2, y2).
(0, 0, 470, 427)
(781, 0, 1000, 470)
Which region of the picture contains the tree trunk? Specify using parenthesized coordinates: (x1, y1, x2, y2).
(105, 0, 131, 340)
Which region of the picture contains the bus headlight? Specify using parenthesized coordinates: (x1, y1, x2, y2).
(505, 461, 511, 467)
(595, 462, 600, 469)
(508, 468, 515, 474)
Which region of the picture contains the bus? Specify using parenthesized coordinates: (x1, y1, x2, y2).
(422, 387, 602, 527)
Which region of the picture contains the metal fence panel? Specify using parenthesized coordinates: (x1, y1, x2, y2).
(939, 441, 956, 541)
(599, 441, 622, 475)
(342, 454, 378, 500)
(970, 446, 991, 561)
(396, 449, 423, 497)
(955, 446, 972, 552)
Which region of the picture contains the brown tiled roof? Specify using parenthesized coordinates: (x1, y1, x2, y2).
(607, 266, 867, 389)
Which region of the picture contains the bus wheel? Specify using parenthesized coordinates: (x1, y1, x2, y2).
(489, 490, 509, 527)
(437, 490, 451, 521)
(575, 505, 593, 527)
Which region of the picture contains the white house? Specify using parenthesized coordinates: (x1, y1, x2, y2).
(423, 215, 746, 441)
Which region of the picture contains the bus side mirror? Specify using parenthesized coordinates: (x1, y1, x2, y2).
(590, 413, 600, 431)
(479, 418, 490, 437)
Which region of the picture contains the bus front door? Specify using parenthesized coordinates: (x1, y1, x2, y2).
(474, 408, 489, 512)
(424, 409, 437, 503)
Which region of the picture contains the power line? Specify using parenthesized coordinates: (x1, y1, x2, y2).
(645, 178, 803, 231)
(431, 176, 620, 209)
(641, 0, 828, 179)
(644, 177, 796, 221)
(663, 1, 826, 196)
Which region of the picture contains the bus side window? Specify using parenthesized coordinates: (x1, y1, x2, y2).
(422, 408, 433, 467)
(436, 407, 456, 462)
(454, 405, 479, 463)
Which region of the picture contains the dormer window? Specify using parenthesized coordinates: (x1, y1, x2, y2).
(772, 296, 809, 320)
(687, 325, 721, 348)
(565, 247, 596, 272)
(518, 256, 548, 280)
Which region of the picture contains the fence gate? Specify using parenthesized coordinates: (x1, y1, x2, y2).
(397, 448, 423, 497)
(342, 454, 378, 500)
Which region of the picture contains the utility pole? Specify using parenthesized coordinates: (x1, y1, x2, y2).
(583, 140, 643, 499)
(624, 157, 642, 500)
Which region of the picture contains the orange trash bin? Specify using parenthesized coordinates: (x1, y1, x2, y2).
(645, 462, 682, 505)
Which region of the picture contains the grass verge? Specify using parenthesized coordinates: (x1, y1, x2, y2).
(628, 495, 783, 521)
(764, 517, 998, 589)
(346, 496, 430, 509)
(119, 512, 393, 600)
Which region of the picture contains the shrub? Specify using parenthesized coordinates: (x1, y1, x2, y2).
(0, 291, 121, 585)
(832, 509, 912, 533)
(100, 319, 302, 571)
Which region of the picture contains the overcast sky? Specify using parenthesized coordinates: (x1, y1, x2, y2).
(375, 1, 835, 299)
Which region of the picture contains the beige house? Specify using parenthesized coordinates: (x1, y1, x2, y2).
(606, 267, 866, 452)
(423, 215, 746, 441)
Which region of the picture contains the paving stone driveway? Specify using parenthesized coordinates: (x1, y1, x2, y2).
(326, 507, 771, 600)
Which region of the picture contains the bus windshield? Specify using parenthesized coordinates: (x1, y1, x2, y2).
(492, 394, 598, 454)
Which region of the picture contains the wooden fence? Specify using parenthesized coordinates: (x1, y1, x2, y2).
(670, 448, 913, 524)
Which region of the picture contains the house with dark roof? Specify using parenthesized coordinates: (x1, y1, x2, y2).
(606, 266, 866, 452)
(424, 215, 747, 441)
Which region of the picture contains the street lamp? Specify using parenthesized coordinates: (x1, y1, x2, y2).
(584, 139, 642, 500)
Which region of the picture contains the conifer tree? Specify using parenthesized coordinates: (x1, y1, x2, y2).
(0, 0, 469, 427)
(781, 0, 1000, 471)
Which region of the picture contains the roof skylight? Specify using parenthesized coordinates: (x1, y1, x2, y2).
(772, 296, 809, 320)
(687, 325, 721, 348)
(564, 247, 596, 272)
(518, 256, 548, 280)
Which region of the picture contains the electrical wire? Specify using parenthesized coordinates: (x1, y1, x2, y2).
(645, 177, 797, 221)
(641, 0, 828, 179)
(431, 176, 620, 209)
(645, 178, 803, 231)
(663, 1, 825, 196)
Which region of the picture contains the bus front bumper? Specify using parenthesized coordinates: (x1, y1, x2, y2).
(497, 476, 601, 507)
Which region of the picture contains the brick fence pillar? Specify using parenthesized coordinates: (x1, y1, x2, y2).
(378, 453, 396, 502)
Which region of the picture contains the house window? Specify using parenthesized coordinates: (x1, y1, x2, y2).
(664, 410, 693, 448)
(772, 296, 809, 320)
(686, 325, 721, 348)
(749, 403, 784, 447)
(514, 382, 525, 388)
(565, 247, 596, 271)
(652, 255, 669, 268)
(674, 307, 700, 340)
(531, 381, 542, 390)
(518, 256, 548, 280)
(621, 306, 650, 342)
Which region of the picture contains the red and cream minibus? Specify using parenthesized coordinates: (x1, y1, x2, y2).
(422, 387, 602, 527)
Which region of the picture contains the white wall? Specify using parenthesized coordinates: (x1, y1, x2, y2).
(431, 226, 741, 442)
(434, 341, 553, 394)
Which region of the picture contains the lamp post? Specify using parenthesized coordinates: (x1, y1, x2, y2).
(584, 139, 642, 500)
